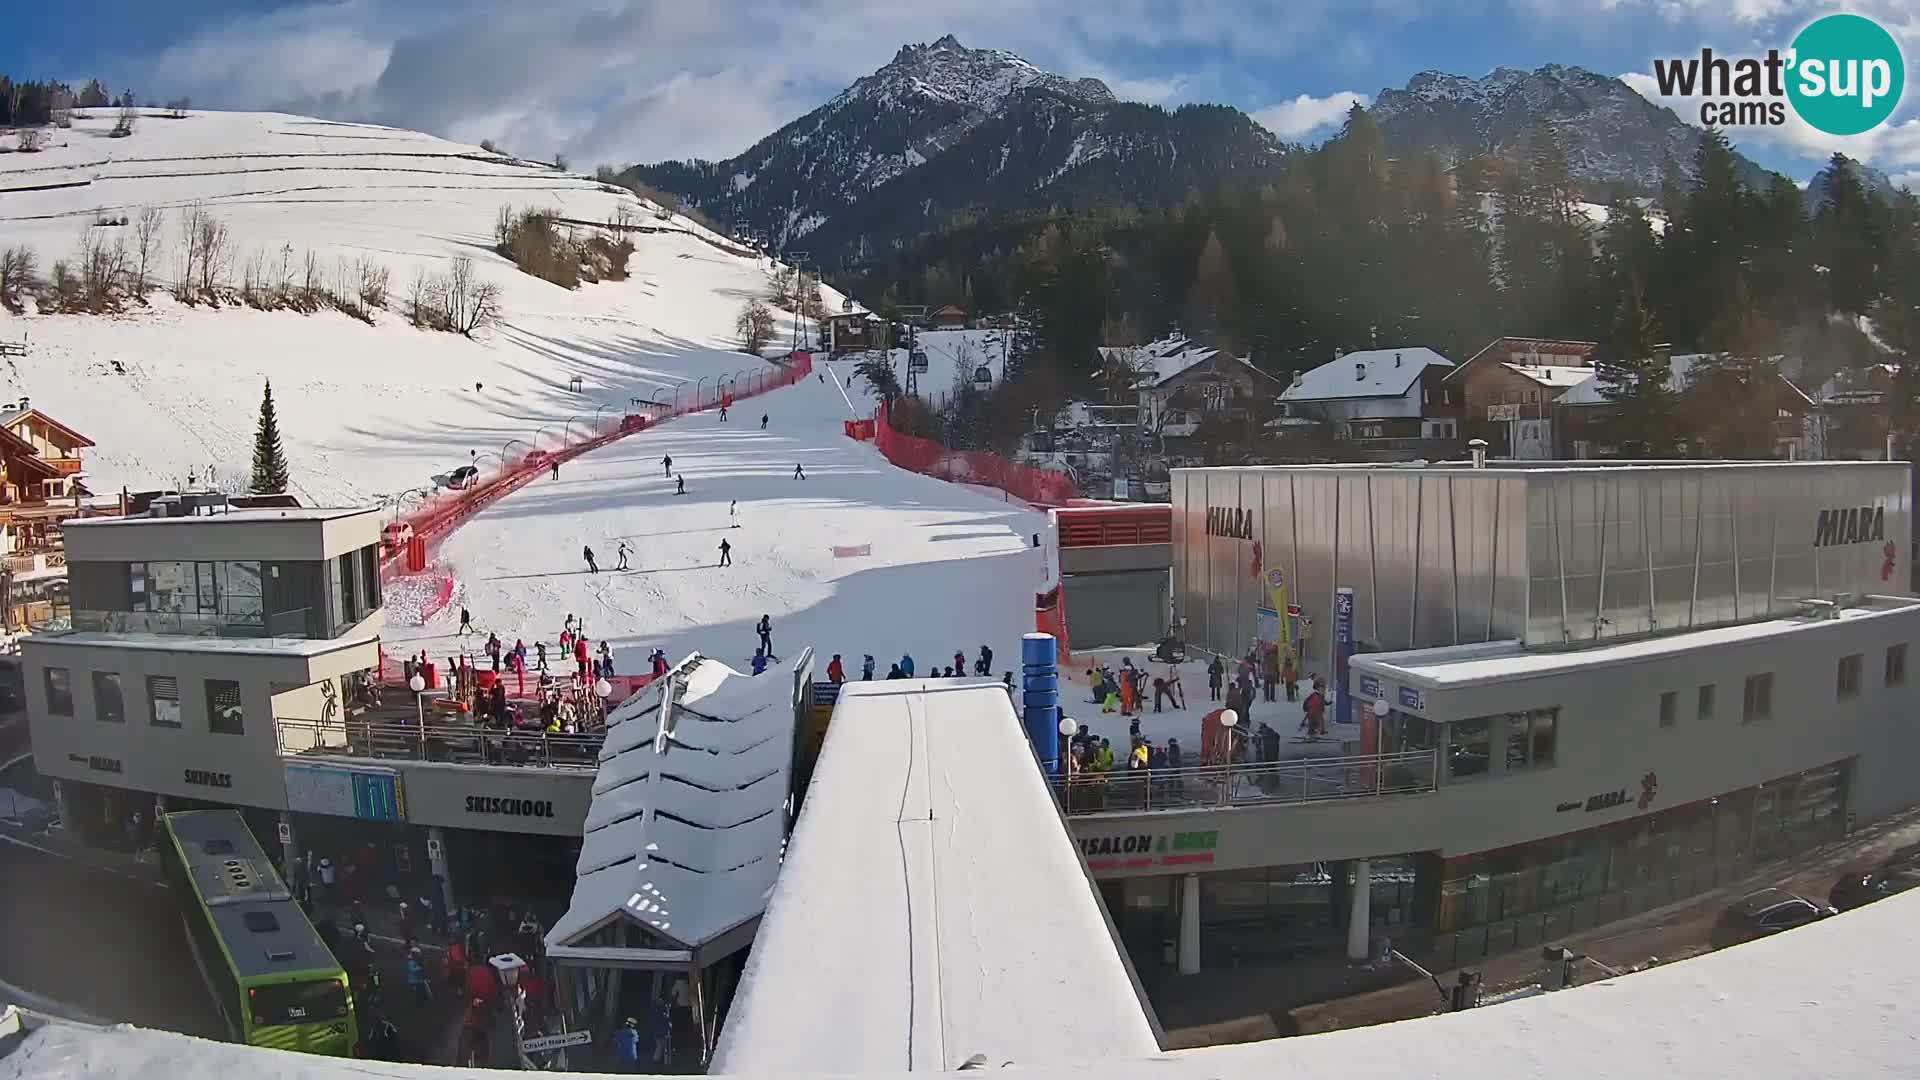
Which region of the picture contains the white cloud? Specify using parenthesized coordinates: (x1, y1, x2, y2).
(1253, 91, 1370, 139)
(1620, 68, 1920, 176)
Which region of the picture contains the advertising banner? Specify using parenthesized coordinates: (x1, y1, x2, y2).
(1334, 587, 1355, 729)
(1266, 567, 1292, 659)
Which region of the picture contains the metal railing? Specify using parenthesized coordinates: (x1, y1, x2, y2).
(276, 717, 605, 769)
(70, 606, 315, 639)
(1052, 748, 1438, 815)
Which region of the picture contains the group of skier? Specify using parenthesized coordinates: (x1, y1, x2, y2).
(814, 645, 998, 683)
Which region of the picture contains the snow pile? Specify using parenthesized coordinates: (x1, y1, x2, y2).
(0, 109, 844, 504)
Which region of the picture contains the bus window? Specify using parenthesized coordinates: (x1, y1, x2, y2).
(249, 980, 349, 1027)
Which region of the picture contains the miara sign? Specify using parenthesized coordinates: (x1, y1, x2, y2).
(1206, 506, 1254, 540)
(1814, 505, 1885, 548)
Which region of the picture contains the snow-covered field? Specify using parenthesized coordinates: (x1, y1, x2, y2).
(0, 110, 837, 503)
(385, 358, 1047, 681)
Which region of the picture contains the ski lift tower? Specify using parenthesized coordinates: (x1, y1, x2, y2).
(784, 250, 812, 354)
(896, 305, 929, 397)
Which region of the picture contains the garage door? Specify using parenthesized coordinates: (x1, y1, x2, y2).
(1064, 570, 1168, 650)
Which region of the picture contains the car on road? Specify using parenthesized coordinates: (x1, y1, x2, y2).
(1710, 888, 1836, 949)
(1829, 852, 1920, 911)
(381, 521, 415, 551)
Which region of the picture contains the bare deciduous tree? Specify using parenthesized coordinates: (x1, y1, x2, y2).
(15, 128, 45, 153)
(736, 298, 775, 354)
(356, 257, 389, 309)
(406, 269, 439, 329)
(131, 206, 164, 299)
(441, 257, 500, 337)
(300, 249, 323, 310)
(175, 204, 205, 300)
(0, 246, 37, 313)
(76, 231, 128, 310)
(195, 209, 230, 297)
(111, 104, 136, 137)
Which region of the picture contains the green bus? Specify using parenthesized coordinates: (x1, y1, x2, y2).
(159, 810, 358, 1056)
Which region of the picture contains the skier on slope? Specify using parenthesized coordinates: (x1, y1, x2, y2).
(793, 463, 806, 480)
(861, 655, 876, 680)
(756, 614, 775, 658)
(719, 404, 728, 422)
(661, 454, 673, 476)
(583, 545, 598, 573)
(760, 414, 768, 430)
(717, 538, 732, 567)
(616, 540, 631, 571)
(729, 500, 739, 528)
(458, 607, 474, 636)
(977, 645, 993, 676)
(675, 475, 687, 495)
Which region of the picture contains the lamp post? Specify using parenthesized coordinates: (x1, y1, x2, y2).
(695, 376, 711, 411)
(409, 673, 427, 755)
(1057, 713, 1078, 804)
(595, 678, 613, 723)
(1218, 708, 1240, 805)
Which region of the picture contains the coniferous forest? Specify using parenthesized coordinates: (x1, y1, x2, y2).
(837, 105, 1920, 459)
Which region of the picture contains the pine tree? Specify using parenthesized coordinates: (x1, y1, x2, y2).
(251, 380, 290, 494)
(1597, 285, 1677, 456)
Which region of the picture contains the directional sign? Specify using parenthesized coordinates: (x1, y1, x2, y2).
(521, 1030, 593, 1053)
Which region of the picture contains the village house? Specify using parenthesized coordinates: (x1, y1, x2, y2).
(1114, 337, 1284, 465)
(1443, 337, 1598, 459)
(825, 312, 886, 356)
(1278, 346, 1462, 459)
(929, 304, 969, 330)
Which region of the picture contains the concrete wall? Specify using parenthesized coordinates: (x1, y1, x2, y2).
(63, 509, 380, 563)
(1069, 603, 1920, 876)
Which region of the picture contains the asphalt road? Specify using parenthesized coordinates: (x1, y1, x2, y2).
(0, 833, 225, 1037)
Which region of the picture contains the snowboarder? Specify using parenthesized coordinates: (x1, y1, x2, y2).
(583, 545, 598, 573)
(730, 499, 739, 527)
(861, 654, 875, 680)
(826, 654, 845, 683)
(675, 474, 687, 495)
(458, 607, 474, 636)
(750, 649, 768, 676)
(899, 653, 915, 677)
(756, 614, 774, 657)
(977, 644, 994, 676)
(718, 538, 732, 566)
(616, 540, 631, 571)
(793, 463, 806, 480)
(661, 454, 673, 476)
(760, 414, 768, 430)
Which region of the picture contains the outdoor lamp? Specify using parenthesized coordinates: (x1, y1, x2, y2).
(1219, 709, 1238, 727)
(595, 679, 613, 699)
(408, 674, 426, 694)
(1372, 698, 1391, 718)
(1058, 715, 1077, 737)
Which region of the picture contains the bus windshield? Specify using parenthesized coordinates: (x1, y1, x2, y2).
(249, 979, 349, 1028)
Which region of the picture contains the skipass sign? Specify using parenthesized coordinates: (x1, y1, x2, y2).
(1649, 14, 1905, 136)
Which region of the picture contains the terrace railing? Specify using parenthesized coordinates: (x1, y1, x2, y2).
(1052, 748, 1438, 815)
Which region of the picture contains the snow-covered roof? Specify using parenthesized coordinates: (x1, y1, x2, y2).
(1100, 337, 1221, 389)
(1282, 347, 1453, 402)
(712, 679, 1160, 1073)
(1502, 363, 1597, 389)
(1557, 353, 1809, 407)
(15, 865, 1920, 1078)
(545, 655, 795, 954)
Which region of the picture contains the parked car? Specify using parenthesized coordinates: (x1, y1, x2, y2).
(1829, 855, 1920, 911)
(382, 521, 415, 551)
(432, 464, 480, 490)
(1710, 888, 1836, 948)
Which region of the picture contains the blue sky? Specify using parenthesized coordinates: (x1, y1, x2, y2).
(4, 0, 1915, 185)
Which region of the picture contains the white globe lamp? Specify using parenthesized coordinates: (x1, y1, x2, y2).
(1058, 715, 1078, 737)
(408, 674, 426, 694)
(1219, 709, 1238, 728)
(1372, 698, 1390, 718)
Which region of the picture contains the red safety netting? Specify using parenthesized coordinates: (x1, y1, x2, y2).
(379, 352, 813, 580)
(870, 401, 1077, 507)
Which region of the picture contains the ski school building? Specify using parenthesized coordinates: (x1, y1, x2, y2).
(1060, 459, 1920, 977)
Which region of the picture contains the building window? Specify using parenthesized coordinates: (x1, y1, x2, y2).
(44, 667, 73, 716)
(1837, 653, 1864, 700)
(206, 679, 244, 735)
(92, 671, 125, 723)
(1886, 644, 1907, 687)
(1504, 708, 1558, 769)
(1659, 691, 1677, 728)
(1443, 389, 1452, 405)
(1449, 717, 1492, 778)
(1743, 672, 1774, 723)
(149, 676, 181, 728)
(1698, 684, 1715, 721)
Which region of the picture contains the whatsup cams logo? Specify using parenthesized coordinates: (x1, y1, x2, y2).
(1652, 13, 1905, 136)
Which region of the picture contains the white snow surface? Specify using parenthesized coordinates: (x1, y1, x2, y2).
(547, 655, 794, 952)
(11, 858, 1920, 1077)
(712, 679, 1159, 1074)
(1283, 347, 1453, 402)
(0, 109, 844, 503)
(384, 361, 1046, 692)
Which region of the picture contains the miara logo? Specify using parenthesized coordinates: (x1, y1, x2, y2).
(1206, 506, 1253, 540)
(1651, 14, 1905, 136)
(1814, 505, 1886, 548)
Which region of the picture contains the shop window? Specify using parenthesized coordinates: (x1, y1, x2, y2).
(1506, 708, 1557, 769)
(43, 667, 73, 716)
(1743, 672, 1773, 723)
(1886, 644, 1907, 687)
(1697, 683, 1715, 721)
(1449, 717, 1492, 778)
(1658, 691, 1677, 728)
(149, 675, 181, 728)
(1837, 654, 1863, 700)
(206, 679, 244, 735)
(92, 671, 125, 723)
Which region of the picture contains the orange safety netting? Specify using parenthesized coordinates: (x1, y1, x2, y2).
(870, 401, 1077, 507)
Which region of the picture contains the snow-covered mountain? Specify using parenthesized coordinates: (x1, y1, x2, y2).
(1369, 64, 1773, 196)
(628, 36, 1281, 264)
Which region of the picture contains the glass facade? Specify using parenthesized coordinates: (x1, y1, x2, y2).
(70, 546, 378, 640)
(1434, 759, 1851, 931)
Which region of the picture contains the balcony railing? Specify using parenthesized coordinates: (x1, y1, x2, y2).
(1051, 748, 1438, 815)
(71, 606, 315, 639)
(277, 717, 605, 769)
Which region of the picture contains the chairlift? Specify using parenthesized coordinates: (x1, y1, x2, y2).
(972, 365, 993, 387)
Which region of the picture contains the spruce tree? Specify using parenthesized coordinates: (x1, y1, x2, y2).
(251, 380, 290, 494)
(1597, 285, 1676, 457)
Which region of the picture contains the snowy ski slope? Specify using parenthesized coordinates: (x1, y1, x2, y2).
(0, 110, 839, 504)
(384, 359, 1046, 675)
